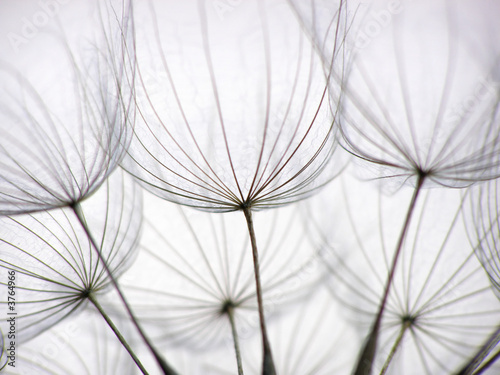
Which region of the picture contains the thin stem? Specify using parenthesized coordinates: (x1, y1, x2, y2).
(242, 206, 276, 375)
(88, 293, 149, 375)
(455, 325, 500, 375)
(379, 321, 410, 375)
(227, 304, 244, 375)
(71, 202, 178, 375)
(353, 175, 425, 375)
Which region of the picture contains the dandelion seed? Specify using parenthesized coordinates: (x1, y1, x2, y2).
(0, 4, 177, 373)
(123, 0, 346, 212)
(121, 1, 348, 371)
(110, 193, 322, 374)
(306, 170, 500, 375)
(324, 2, 500, 371)
(0, 169, 147, 371)
(0, 0, 134, 215)
(338, 0, 500, 189)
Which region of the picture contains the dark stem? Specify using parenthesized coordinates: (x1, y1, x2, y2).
(242, 207, 276, 375)
(88, 293, 149, 375)
(71, 203, 178, 375)
(455, 325, 500, 375)
(226, 304, 244, 375)
(353, 175, 425, 375)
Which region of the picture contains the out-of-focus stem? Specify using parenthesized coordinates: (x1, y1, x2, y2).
(227, 303, 244, 375)
(379, 320, 411, 375)
(455, 325, 500, 375)
(71, 202, 178, 375)
(88, 293, 149, 375)
(473, 347, 500, 375)
(242, 206, 276, 375)
(353, 175, 425, 375)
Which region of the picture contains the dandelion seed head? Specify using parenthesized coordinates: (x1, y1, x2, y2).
(0, 169, 142, 342)
(112, 193, 322, 351)
(306, 168, 500, 374)
(121, 0, 346, 212)
(0, 0, 134, 215)
(339, 0, 500, 189)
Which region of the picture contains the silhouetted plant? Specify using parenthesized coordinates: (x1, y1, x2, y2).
(1, 1, 500, 375)
(323, 1, 500, 372)
(306, 169, 500, 374)
(0, 1, 177, 373)
(109, 192, 325, 374)
(0, 169, 148, 371)
(120, 0, 347, 372)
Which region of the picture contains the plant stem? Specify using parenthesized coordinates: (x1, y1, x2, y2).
(227, 304, 244, 375)
(472, 347, 500, 375)
(379, 322, 410, 375)
(353, 175, 425, 375)
(242, 206, 276, 375)
(88, 293, 149, 375)
(455, 325, 500, 375)
(71, 202, 178, 375)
